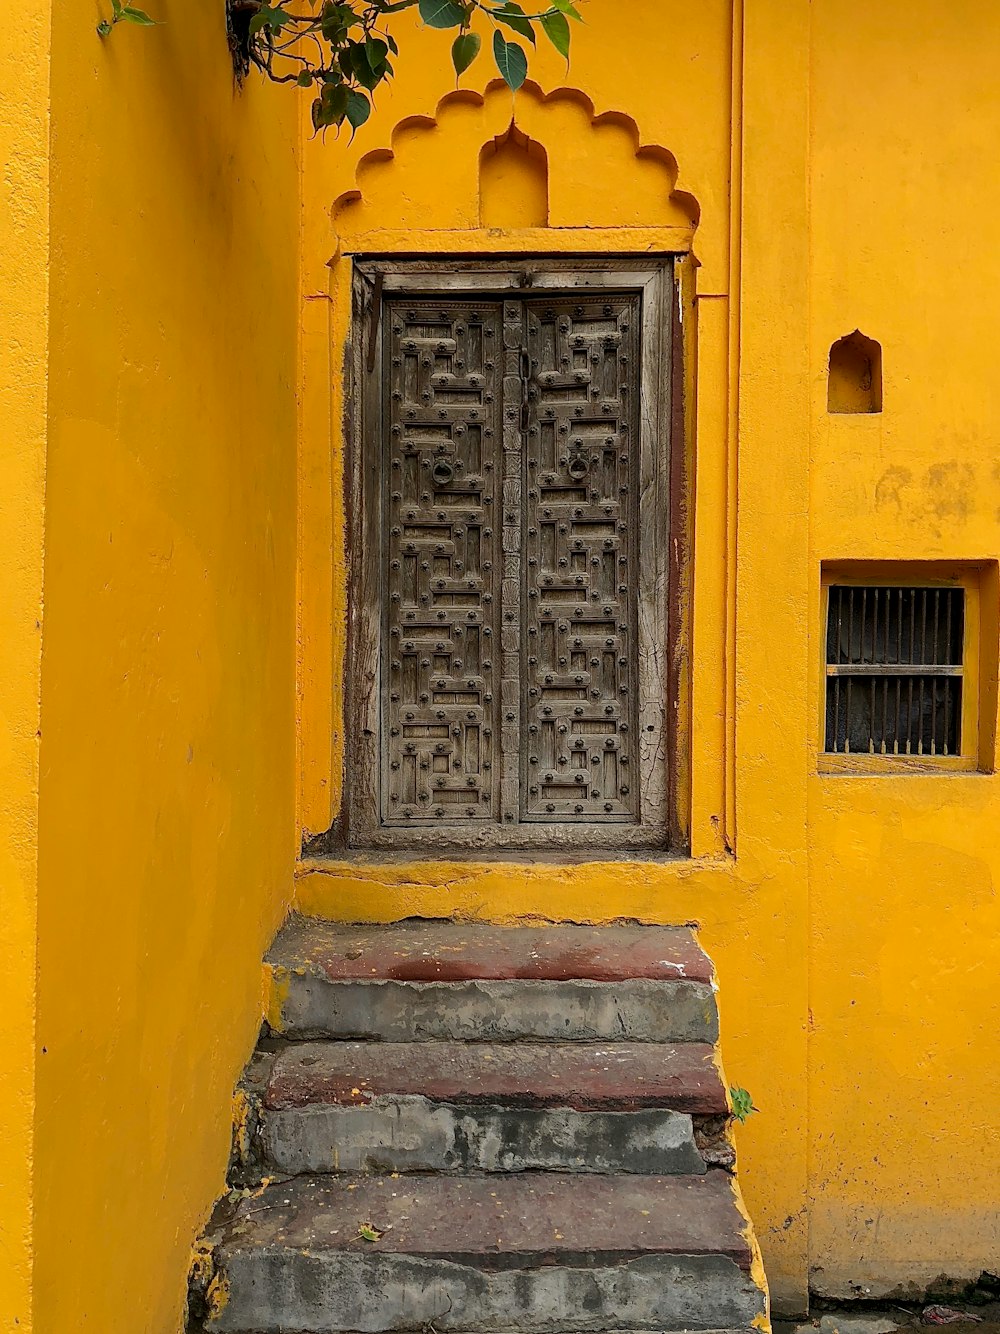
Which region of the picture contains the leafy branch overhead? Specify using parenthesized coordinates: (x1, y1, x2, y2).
(235, 0, 582, 135)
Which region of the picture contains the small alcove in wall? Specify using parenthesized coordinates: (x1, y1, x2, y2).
(828, 330, 883, 413)
(480, 126, 548, 228)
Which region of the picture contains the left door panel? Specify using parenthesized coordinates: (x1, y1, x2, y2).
(382, 301, 504, 827)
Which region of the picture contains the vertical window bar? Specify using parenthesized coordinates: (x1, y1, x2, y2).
(901, 589, 906, 757)
(845, 587, 854, 752)
(832, 587, 841, 750)
(906, 676, 914, 754)
(921, 588, 928, 667)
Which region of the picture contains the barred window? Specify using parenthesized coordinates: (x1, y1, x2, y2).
(825, 585, 965, 757)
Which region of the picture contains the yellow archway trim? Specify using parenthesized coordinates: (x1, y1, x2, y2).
(330, 79, 700, 251)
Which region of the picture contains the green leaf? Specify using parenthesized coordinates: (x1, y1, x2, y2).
(120, 6, 156, 23)
(320, 2, 350, 40)
(493, 2, 534, 43)
(96, 18, 113, 36)
(451, 30, 481, 76)
(296, 69, 314, 87)
(365, 36, 389, 68)
(249, 5, 290, 34)
(539, 10, 569, 58)
(492, 30, 527, 90)
(347, 40, 387, 89)
(418, 0, 465, 29)
(385, 32, 399, 55)
(321, 80, 350, 120)
(111, 0, 122, 16)
(550, 0, 581, 17)
(346, 89, 371, 131)
(312, 80, 350, 130)
(729, 1086, 759, 1124)
(358, 1222, 384, 1242)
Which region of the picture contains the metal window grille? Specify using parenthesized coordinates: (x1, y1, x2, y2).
(825, 585, 965, 756)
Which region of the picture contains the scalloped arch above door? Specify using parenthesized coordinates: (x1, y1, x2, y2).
(331, 80, 700, 244)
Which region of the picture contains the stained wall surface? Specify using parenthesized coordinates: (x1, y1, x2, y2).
(295, 0, 1000, 1314)
(30, 3, 299, 1332)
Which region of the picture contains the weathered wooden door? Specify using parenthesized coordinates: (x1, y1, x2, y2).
(348, 264, 676, 851)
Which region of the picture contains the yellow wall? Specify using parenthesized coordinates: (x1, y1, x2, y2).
(30, 3, 299, 1331)
(7, 1, 999, 1327)
(295, 0, 1000, 1314)
(807, 0, 1000, 1297)
(0, 4, 50, 1329)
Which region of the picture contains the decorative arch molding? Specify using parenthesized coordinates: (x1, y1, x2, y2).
(330, 80, 700, 251)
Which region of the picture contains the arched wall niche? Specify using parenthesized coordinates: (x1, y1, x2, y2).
(330, 80, 700, 249)
(479, 126, 549, 229)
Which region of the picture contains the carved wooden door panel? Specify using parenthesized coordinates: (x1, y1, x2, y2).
(521, 298, 640, 823)
(383, 303, 502, 827)
(350, 272, 672, 852)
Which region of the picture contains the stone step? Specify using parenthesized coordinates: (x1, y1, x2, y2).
(266, 917, 719, 1043)
(199, 1172, 766, 1334)
(245, 1039, 727, 1176)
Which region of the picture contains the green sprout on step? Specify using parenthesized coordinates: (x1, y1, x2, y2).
(729, 1086, 760, 1123)
(97, 0, 157, 38)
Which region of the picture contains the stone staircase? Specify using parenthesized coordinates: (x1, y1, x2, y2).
(190, 917, 768, 1334)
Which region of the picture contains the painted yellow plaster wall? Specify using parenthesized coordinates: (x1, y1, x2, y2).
(31, 3, 299, 1330)
(293, 0, 1000, 1313)
(806, 0, 1000, 1297)
(7, 0, 994, 1324)
(0, 4, 50, 1330)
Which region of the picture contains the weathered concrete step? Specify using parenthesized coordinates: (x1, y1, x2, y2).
(266, 918, 719, 1043)
(249, 1040, 724, 1176)
(201, 1172, 766, 1333)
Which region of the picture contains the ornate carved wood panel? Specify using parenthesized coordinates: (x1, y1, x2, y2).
(354, 266, 673, 851)
(522, 297, 640, 822)
(382, 303, 502, 826)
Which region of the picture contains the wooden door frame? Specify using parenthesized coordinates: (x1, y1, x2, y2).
(343, 255, 690, 854)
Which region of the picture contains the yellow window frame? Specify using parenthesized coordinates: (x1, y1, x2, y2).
(818, 562, 994, 775)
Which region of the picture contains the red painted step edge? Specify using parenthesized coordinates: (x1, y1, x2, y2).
(272, 917, 714, 985)
(264, 1040, 727, 1114)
